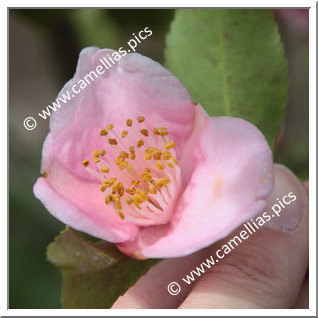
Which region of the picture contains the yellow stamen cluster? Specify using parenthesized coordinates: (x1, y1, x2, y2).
(81, 115, 178, 221)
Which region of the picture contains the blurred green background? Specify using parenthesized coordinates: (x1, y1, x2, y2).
(9, 9, 308, 308)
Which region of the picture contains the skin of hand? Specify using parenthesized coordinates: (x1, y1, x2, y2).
(112, 164, 309, 309)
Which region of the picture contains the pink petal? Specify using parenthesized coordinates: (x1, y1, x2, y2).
(35, 47, 196, 243)
(34, 156, 139, 243)
(118, 113, 273, 258)
(49, 48, 195, 179)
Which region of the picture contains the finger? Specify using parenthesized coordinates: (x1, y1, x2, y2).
(113, 164, 308, 309)
(112, 246, 213, 308)
(293, 272, 309, 308)
(180, 164, 308, 308)
(292, 182, 309, 309)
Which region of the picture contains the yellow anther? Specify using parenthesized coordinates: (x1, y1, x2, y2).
(153, 127, 168, 136)
(108, 138, 118, 145)
(107, 177, 117, 186)
(148, 183, 157, 194)
(155, 177, 170, 188)
(142, 172, 152, 182)
(125, 196, 133, 204)
(115, 157, 122, 165)
(100, 167, 110, 173)
(93, 150, 100, 157)
(163, 140, 175, 149)
(160, 127, 168, 135)
(118, 160, 128, 171)
(100, 129, 108, 136)
(134, 195, 144, 205)
(129, 153, 136, 160)
(127, 163, 136, 177)
(155, 161, 165, 170)
(136, 189, 148, 201)
(163, 151, 172, 160)
(118, 186, 125, 197)
(93, 157, 101, 164)
(100, 184, 107, 192)
(107, 123, 113, 131)
(137, 139, 144, 148)
(153, 150, 162, 160)
(144, 153, 152, 160)
(121, 130, 128, 138)
(113, 194, 122, 209)
(129, 146, 135, 153)
(82, 159, 89, 167)
(105, 194, 112, 204)
(141, 129, 149, 137)
(144, 168, 151, 173)
(155, 180, 164, 188)
(167, 162, 174, 168)
(172, 156, 179, 165)
(102, 181, 109, 188)
(137, 116, 145, 123)
(116, 152, 129, 164)
(115, 156, 123, 164)
(131, 180, 140, 187)
(126, 187, 136, 195)
(115, 205, 124, 212)
(100, 150, 106, 156)
(126, 119, 133, 127)
(156, 127, 168, 136)
(117, 211, 125, 220)
(112, 181, 123, 193)
(133, 196, 142, 209)
(145, 147, 156, 153)
(121, 151, 129, 159)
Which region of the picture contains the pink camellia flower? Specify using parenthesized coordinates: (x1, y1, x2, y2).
(34, 47, 273, 259)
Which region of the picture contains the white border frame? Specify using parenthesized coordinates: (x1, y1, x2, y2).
(3, 1, 316, 316)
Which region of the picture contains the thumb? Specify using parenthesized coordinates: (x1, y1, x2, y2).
(180, 164, 309, 309)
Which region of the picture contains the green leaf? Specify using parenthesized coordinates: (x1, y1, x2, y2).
(165, 9, 288, 150)
(47, 227, 159, 308)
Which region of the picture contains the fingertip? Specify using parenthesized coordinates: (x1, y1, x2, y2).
(265, 164, 308, 232)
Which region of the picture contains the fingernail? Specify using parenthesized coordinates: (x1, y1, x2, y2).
(265, 164, 308, 232)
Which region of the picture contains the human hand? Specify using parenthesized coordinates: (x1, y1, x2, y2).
(112, 164, 309, 309)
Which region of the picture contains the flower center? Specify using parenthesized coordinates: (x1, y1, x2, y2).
(81, 116, 181, 226)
